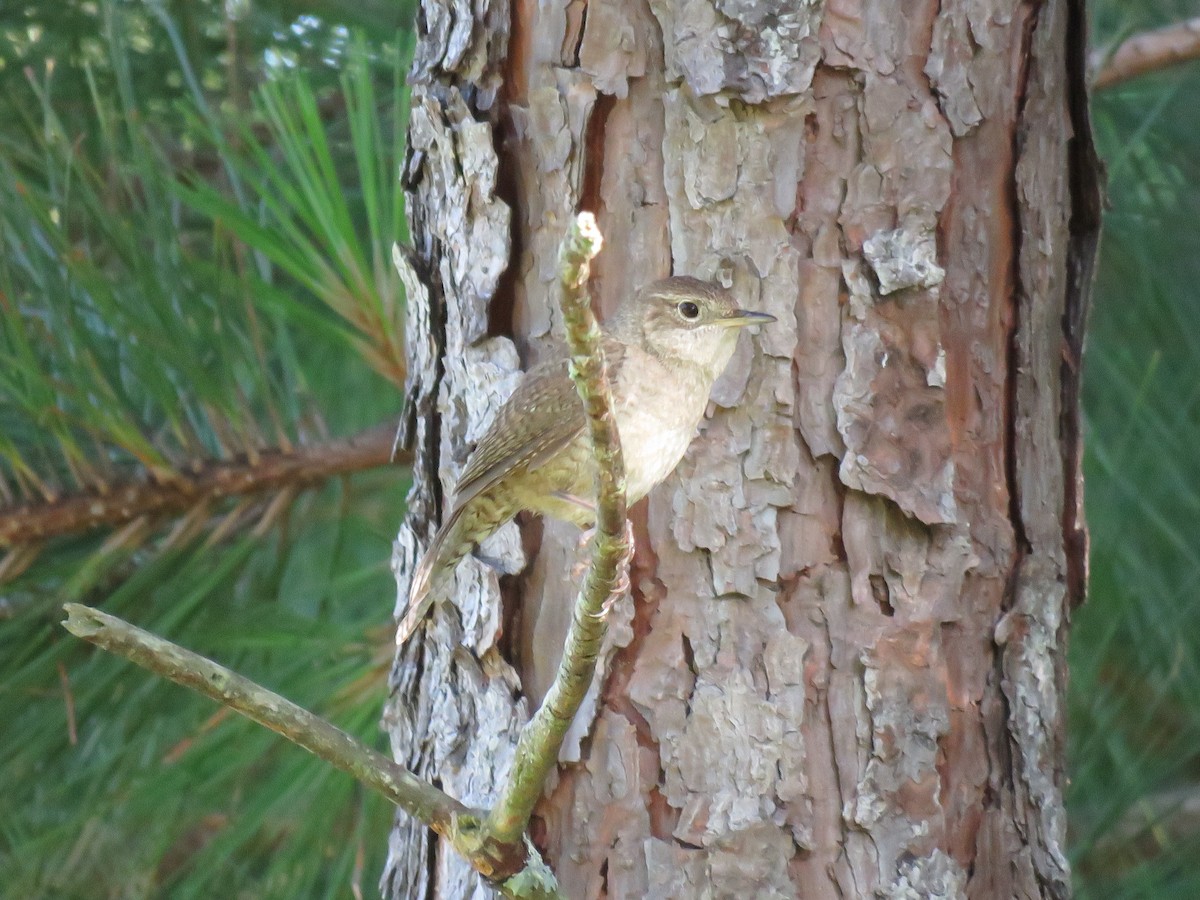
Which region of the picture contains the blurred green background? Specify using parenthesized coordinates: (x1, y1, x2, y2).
(0, 3, 413, 897)
(0, 1, 1195, 897)
(1071, 3, 1200, 896)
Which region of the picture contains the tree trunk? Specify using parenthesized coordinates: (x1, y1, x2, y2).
(382, 0, 1101, 896)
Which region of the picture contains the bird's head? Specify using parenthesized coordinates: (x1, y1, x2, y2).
(610, 276, 775, 378)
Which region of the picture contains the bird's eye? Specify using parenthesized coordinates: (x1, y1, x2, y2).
(678, 301, 700, 320)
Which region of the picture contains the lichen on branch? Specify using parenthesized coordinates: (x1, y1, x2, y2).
(485, 211, 632, 849)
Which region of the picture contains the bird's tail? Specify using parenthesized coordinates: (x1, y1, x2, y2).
(396, 502, 473, 645)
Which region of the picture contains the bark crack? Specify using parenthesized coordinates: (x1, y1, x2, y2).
(580, 91, 615, 219)
(1003, 1, 1042, 563)
(599, 515, 681, 845)
(570, 0, 588, 69)
(991, 1, 1043, 828)
(919, 0, 950, 128)
(1059, 0, 1102, 610)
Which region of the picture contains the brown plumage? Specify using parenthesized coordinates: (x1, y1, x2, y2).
(398, 276, 774, 643)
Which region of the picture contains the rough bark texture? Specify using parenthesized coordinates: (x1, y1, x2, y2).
(383, 0, 1101, 896)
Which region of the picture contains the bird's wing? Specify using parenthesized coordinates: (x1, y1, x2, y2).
(450, 341, 626, 508)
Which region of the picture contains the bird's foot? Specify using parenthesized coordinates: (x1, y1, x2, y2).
(569, 525, 595, 581)
(610, 519, 635, 594)
(572, 520, 636, 612)
(603, 572, 632, 617)
(570, 551, 589, 583)
(574, 518, 635, 551)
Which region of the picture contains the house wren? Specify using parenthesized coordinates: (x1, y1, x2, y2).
(399, 276, 774, 642)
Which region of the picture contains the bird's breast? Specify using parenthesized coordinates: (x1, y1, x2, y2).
(614, 357, 711, 504)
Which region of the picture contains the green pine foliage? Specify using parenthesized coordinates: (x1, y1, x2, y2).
(1070, 3, 1200, 896)
(0, 3, 413, 897)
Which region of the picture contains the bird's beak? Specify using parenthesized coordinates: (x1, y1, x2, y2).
(715, 309, 777, 328)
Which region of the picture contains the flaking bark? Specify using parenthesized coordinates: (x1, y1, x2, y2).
(386, 0, 1101, 896)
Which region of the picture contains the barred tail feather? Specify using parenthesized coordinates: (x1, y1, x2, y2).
(396, 502, 473, 645)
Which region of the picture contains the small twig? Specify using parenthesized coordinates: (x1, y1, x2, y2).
(484, 212, 630, 849)
(1093, 18, 1200, 90)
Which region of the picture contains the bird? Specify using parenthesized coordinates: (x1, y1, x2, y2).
(398, 275, 775, 643)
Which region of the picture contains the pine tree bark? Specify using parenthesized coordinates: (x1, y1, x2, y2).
(382, 0, 1101, 896)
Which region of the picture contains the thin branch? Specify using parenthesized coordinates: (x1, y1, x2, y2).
(62, 603, 464, 833)
(484, 213, 631, 849)
(1088, 783, 1200, 856)
(60, 603, 559, 896)
(0, 423, 408, 547)
(1093, 18, 1200, 90)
